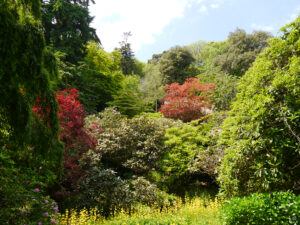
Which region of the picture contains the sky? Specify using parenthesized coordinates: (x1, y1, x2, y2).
(89, 0, 300, 62)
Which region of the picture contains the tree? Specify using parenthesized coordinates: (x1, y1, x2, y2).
(0, 0, 62, 182)
(117, 32, 136, 75)
(159, 78, 215, 122)
(140, 63, 165, 112)
(41, 0, 100, 64)
(0, 0, 63, 223)
(110, 75, 152, 117)
(214, 29, 272, 76)
(186, 41, 238, 111)
(158, 46, 198, 84)
(218, 17, 300, 197)
(54, 88, 97, 202)
(198, 72, 238, 111)
(76, 42, 124, 114)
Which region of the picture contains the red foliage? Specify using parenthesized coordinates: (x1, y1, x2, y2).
(159, 78, 215, 122)
(33, 88, 97, 199)
(57, 88, 97, 190)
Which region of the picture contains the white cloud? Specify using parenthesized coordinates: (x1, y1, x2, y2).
(199, 5, 208, 12)
(250, 23, 274, 32)
(89, 0, 187, 53)
(210, 3, 219, 9)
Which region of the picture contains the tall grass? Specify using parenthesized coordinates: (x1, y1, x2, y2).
(58, 196, 221, 225)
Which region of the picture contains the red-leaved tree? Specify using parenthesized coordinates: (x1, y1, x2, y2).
(159, 78, 215, 122)
(56, 89, 97, 195)
(33, 89, 98, 201)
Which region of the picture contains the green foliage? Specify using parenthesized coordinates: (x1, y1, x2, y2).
(214, 29, 272, 76)
(75, 42, 124, 113)
(0, 1, 63, 223)
(187, 41, 238, 110)
(158, 46, 198, 84)
(0, 0, 62, 180)
(84, 109, 182, 178)
(41, 0, 99, 64)
(85, 107, 124, 132)
(133, 58, 146, 77)
(160, 112, 226, 185)
(221, 191, 300, 225)
(95, 114, 182, 174)
(218, 17, 300, 197)
(198, 72, 238, 111)
(117, 32, 136, 75)
(110, 75, 153, 117)
(140, 63, 165, 111)
(79, 168, 133, 215)
(186, 40, 227, 74)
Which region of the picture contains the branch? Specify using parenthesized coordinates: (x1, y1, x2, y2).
(279, 104, 300, 144)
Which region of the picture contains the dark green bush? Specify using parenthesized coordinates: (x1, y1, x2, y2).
(221, 191, 300, 225)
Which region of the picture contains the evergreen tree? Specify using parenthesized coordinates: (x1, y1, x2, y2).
(41, 0, 100, 64)
(0, 0, 63, 223)
(117, 32, 136, 75)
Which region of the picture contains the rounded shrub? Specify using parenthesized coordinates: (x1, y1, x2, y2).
(221, 191, 300, 224)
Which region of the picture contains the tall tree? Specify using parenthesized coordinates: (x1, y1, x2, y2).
(0, 0, 63, 223)
(0, 0, 62, 175)
(41, 0, 100, 64)
(140, 63, 165, 111)
(78, 42, 124, 114)
(117, 32, 136, 75)
(214, 29, 272, 76)
(158, 46, 198, 84)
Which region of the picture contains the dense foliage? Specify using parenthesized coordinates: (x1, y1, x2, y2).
(221, 191, 300, 224)
(218, 17, 300, 197)
(159, 78, 215, 122)
(160, 112, 226, 191)
(214, 29, 272, 76)
(53, 89, 96, 204)
(0, 0, 63, 223)
(77, 42, 124, 113)
(91, 109, 182, 174)
(41, 0, 100, 64)
(1, 1, 299, 223)
(158, 47, 199, 84)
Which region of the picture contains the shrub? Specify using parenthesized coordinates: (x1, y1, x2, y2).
(94, 111, 182, 174)
(79, 168, 133, 216)
(160, 112, 226, 185)
(221, 191, 300, 224)
(0, 152, 59, 224)
(130, 176, 177, 208)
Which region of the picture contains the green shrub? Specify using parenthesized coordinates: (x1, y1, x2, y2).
(0, 151, 59, 224)
(160, 112, 226, 185)
(79, 168, 133, 216)
(92, 110, 182, 174)
(221, 191, 300, 225)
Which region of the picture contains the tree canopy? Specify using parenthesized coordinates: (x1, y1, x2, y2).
(41, 0, 100, 64)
